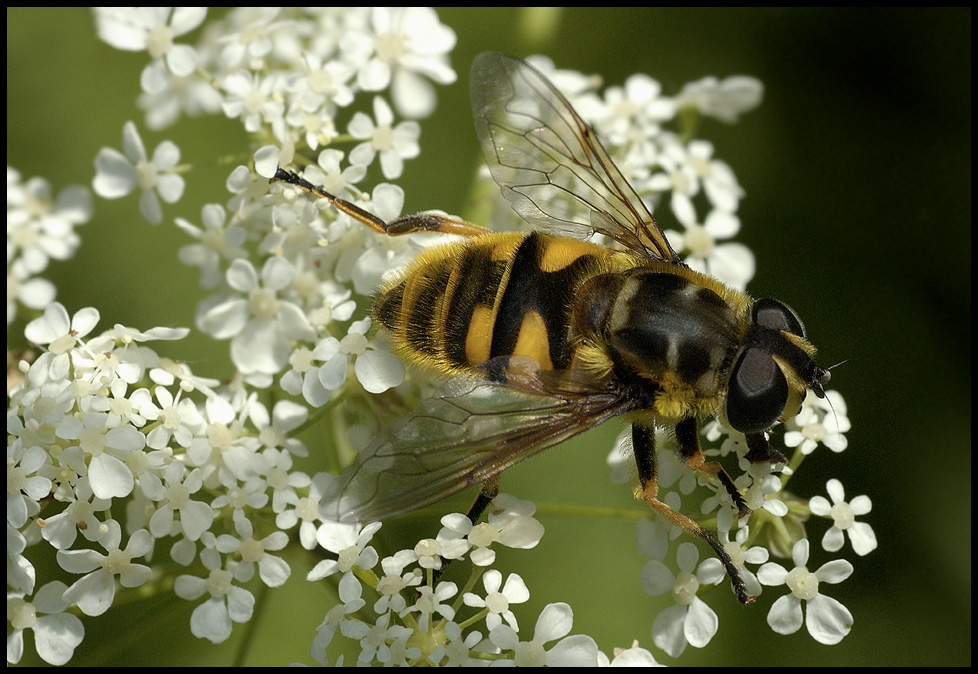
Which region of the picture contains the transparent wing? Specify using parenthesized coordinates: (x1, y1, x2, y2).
(321, 358, 635, 523)
(470, 52, 683, 264)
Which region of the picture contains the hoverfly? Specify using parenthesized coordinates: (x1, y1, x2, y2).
(274, 52, 830, 604)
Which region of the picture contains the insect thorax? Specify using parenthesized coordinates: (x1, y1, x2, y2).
(574, 263, 750, 420)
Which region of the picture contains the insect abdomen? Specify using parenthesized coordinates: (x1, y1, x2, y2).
(375, 232, 606, 375)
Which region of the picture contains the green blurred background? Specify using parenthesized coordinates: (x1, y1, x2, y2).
(7, 7, 970, 667)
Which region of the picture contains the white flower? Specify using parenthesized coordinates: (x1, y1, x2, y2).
(524, 54, 600, 100)
(635, 493, 685, 563)
(757, 538, 854, 644)
(24, 302, 99, 362)
(643, 542, 722, 657)
(740, 467, 790, 519)
(668, 195, 755, 290)
(285, 98, 340, 152)
(6, 441, 52, 528)
(6, 582, 84, 666)
(784, 389, 850, 455)
(175, 203, 248, 288)
(348, 97, 420, 180)
(93, 7, 206, 94)
(404, 535, 469, 571)
(462, 569, 529, 631)
(174, 549, 255, 644)
(138, 385, 204, 450)
(438, 495, 545, 566)
(343, 183, 423, 296)
(8, 376, 74, 454)
(57, 520, 153, 616)
(6, 268, 56, 326)
(312, 571, 368, 658)
(259, 447, 310, 516)
(7, 526, 34, 596)
(92, 121, 185, 224)
(220, 70, 286, 138)
(136, 67, 224, 131)
(588, 72, 676, 147)
(274, 472, 332, 550)
(312, 317, 405, 395)
(214, 7, 290, 70)
(718, 523, 768, 598)
(486, 493, 547, 547)
(184, 393, 263, 486)
(308, 520, 382, 581)
(809, 479, 877, 556)
(292, 50, 356, 110)
(280, 284, 357, 405)
(145, 463, 215, 542)
(54, 411, 146, 500)
(400, 580, 457, 632)
(214, 510, 291, 586)
(37, 491, 112, 551)
(429, 620, 484, 666)
(677, 74, 764, 123)
(489, 602, 600, 667)
(342, 610, 414, 665)
(685, 140, 745, 213)
(6, 169, 90, 282)
(249, 398, 309, 457)
(342, 7, 457, 118)
(145, 357, 220, 397)
(371, 550, 423, 615)
(197, 256, 318, 375)
(304, 148, 367, 200)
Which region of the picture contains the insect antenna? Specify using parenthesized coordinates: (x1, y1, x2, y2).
(816, 359, 847, 430)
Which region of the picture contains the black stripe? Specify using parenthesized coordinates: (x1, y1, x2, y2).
(491, 234, 596, 368)
(374, 283, 404, 332)
(443, 244, 495, 368)
(403, 260, 454, 356)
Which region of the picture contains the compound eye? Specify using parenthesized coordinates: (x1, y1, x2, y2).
(726, 347, 789, 433)
(753, 298, 805, 337)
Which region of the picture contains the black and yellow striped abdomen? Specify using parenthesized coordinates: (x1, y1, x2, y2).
(375, 231, 610, 376)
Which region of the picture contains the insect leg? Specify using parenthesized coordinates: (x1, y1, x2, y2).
(674, 417, 751, 518)
(272, 168, 493, 238)
(431, 479, 500, 586)
(464, 477, 500, 524)
(744, 431, 787, 464)
(633, 422, 755, 605)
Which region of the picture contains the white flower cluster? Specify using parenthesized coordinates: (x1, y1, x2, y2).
(7, 168, 92, 325)
(7, 6, 874, 667)
(302, 494, 663, 666)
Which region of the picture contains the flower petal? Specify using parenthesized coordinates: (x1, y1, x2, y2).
(534, 602, 573, 642)
(805, 593, 853, 645)
(766, 594, 803, 636)
(684, 597, 719, 648)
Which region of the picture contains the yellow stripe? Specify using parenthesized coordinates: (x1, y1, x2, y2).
(489, 233, 525, 261)
(537, 237, 603, 272)
(512, 310, 554, 370)
(465, 304, 494, 365)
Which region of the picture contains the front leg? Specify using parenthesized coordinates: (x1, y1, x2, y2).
(632, 423, 754, 605)
(674, 417, 751, 518)
(744, 431, 787, 464)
